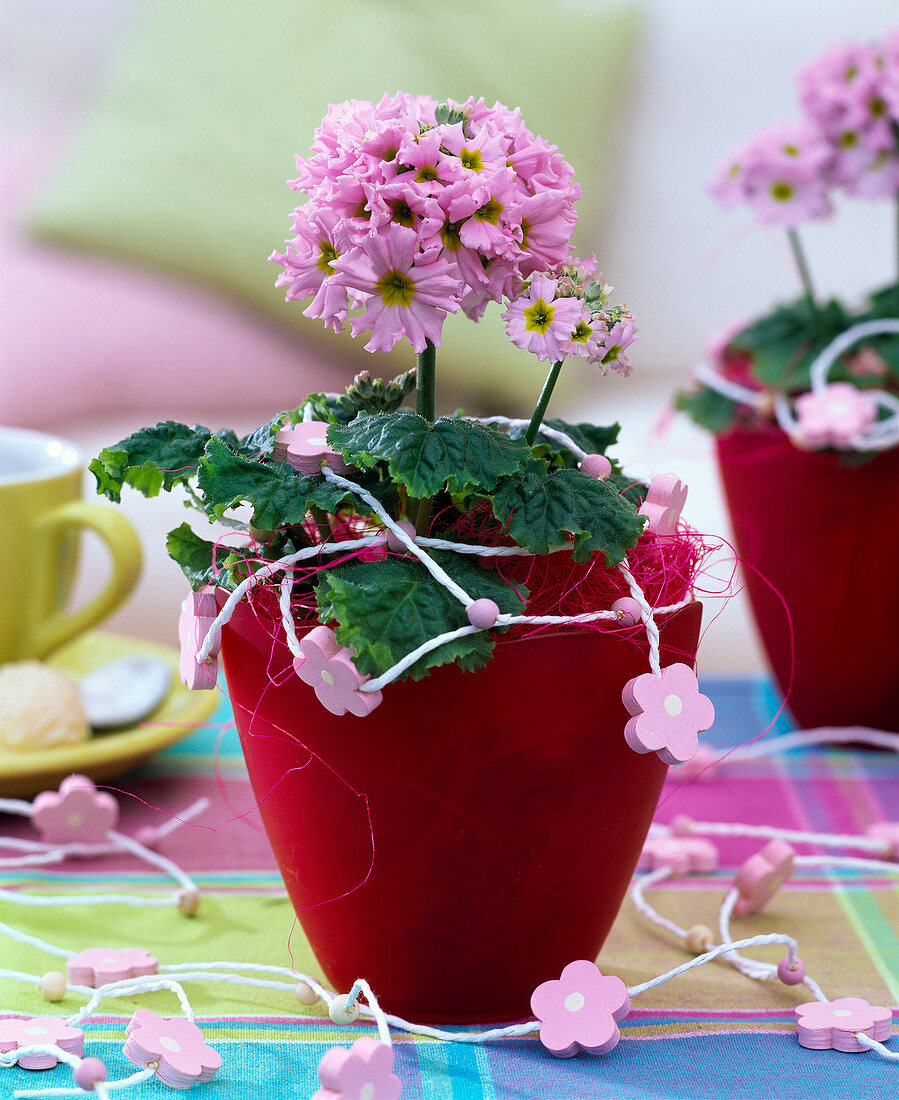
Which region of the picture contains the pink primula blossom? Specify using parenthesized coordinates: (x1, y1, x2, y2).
(502, 274, 585, 362)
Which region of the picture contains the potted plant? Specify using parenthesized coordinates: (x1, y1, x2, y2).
(677, 35, 899, 733)
(92, 94, 712, 1022)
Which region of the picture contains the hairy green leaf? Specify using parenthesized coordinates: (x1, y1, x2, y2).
(238, 409, 303, 458)
(165, 523, 219, 590)
(675, 387, 739, 434)
(316, 552, 527, 680)
(328, 412, 531, 497)
(731, 297, 850, 390)
(491, 461, 645, 564)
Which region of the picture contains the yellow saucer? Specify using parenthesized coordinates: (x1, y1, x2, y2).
(0, 631, 219, 797)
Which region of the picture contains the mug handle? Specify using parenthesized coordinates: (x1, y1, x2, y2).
(30, 501, 142, 658)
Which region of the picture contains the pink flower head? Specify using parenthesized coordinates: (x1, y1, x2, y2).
(502, 274, 585, 362)
(0, 1017, 84, 1070)
(732, 838, 796, 917)
(794, 382, 878, 449)
(795, 997, 893, 1053)
(67, 946, 159, 988)
(530, 960, 630, 1058)
(622, 663, 715, 766)
(177, 586, 219, 691)
(331, 226, 460, 353)
(272, 421, 348, 476)
(32, 775, 118, 844)
(865, 822, 899, 860)
(589, 314, 637, 376)
(124, 1010, 222, 1089)
(270, 209, 351, 334)
(313, 1037, 402, 1099)
(638, 836, 719, 874)
(637, 474, 688, 537)
(293, 626, 383, 717)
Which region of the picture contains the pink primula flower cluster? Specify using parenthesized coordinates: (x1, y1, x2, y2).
(710, 30, 899, 223)
(270, 94, 583, 355)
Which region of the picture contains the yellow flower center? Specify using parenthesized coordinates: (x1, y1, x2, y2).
(375, 269, 416, 307)
(770, 181, 794, 202)
(570, 320, 593, 344)
(520, 217, 531, 249)
(474, 197, 503, 225)
(523, 298, 555, 333)
(459, 147, 484, 172)
(316, 240, 338, 275)
(440, 220, 464, 252)
(602, 345, 621, 364)
(415, 164, 439, 182)
(839, 130, 859, 149)
(389, 200, 416, 228)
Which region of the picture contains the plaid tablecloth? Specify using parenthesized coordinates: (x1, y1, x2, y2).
(1, 678, 897, 1098)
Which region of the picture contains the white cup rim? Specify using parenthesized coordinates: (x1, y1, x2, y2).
(0, 427, 83, 486)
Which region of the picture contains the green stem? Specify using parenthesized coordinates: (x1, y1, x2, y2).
(786, 228, 820, 324)
(414, 496, 432, 537)
(525, 359, 565, 447)
(416, 340, 437, 423)
(895, 194, 899, 309)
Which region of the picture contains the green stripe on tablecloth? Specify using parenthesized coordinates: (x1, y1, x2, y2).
(833, 884, 899, 1004)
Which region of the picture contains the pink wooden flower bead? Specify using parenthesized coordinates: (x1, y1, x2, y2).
(777, 956, 806, 986)
(622, 663, 715, 766)
(580, 453, 612, 480)
(467, 598, 500, 630)
(638, 836, 719, 874)
(732, 838, 796, 917)
(293, 626, 383, 717)
(32, 775, 118, 844)
(67, 946, 159, 988)
(124, 1010, 222, 1089)
(530, 959, 630, 1058)
(0, 1016, 84, 1070)
(637, 474, 688, 536)
(795, 997, 893, 1053)
(794, 383, 877, 450)
(313, 1037, 402, 1100)
(274, 421, 348, 476)
(178, 586, 219, 691)
(864, 822, 899, 860)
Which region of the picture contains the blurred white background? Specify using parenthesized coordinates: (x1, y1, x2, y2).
(3, 0, 898, 673)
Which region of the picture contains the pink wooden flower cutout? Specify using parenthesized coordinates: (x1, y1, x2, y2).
(795, 997, 893, 1053)
(865, 822, 899, 860)
(0, 1016, 84, 1070)
(794, 383, 877, 449)
(273, 421, 349, 476)
(732, 838, 795, 917)
(637, 474, 688, 536)
(32, 775, 118, 844)
(293, 626, 383, 717)
(178, 586, 219, 691)
(638, 836, 719, 874)
(67, 946, 159, 988)
(313, 1037, 402, 1100)
(124, 1010, 222, 1089)
(622, 663, 715, 766)
(530, 960, 630, 1058)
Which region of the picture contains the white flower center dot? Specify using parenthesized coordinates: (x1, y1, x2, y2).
(67, 812, 84, 828)
(160, 1036, 182, 1053)
(308, 436, 327, 446)
(832, 1010, 852, 1018)
(663, 694, 683, 717)
(24, 1026, 47, 1036)
(102, 956, 119, 965)
(360, 1085, 375, 1100)
(564, 992, 585, 1012)
(321, 670, 335, 686)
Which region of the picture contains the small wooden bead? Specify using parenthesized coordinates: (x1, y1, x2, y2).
(777, 955, 806, 986)
(295, 980, 320, 1006)
(386, 520, 417, 552)
(670, 814, 694, 837)
(467, 598, 500, 630)
(685, 924, 715, 954)
(176, 887, 201, 916)
(39, 971, 67, 1001)
(611, 597, 642, 626)
(135, 826, 158, 849)
(580, 453, 612, 480)
(74, 1057, 107, 1091)
(328, 993, 361, 1025)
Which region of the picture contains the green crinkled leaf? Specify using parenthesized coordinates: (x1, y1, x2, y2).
(491, 461, 645, 565)
(327, 412, 531, 497)
(197, 436, 360, 530)
(238, 409, 303, 458)
(533, 418, 621, 456)
(316, 552, 527, 681)
(165, 523, 219, 590)
(675, 387, 739, 433)
(91, 422, 237, 502)
(608, 473, 648, 508)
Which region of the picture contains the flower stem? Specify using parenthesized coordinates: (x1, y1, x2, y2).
(525, 359, 565, 447)
(786, 227, 820, 324)
(416, 340, 437, 423)
(895, 193, 899, 308)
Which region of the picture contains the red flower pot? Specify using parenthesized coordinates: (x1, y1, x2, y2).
(716, 423, 899, 731)
(218, 595, 703, 1022)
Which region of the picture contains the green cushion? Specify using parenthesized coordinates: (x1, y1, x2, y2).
(28, 0, 639, 408)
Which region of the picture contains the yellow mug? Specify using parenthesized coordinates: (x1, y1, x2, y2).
(0, 427, 142, 662)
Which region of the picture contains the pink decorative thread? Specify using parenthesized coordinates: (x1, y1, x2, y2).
(0, 1017, 84, 1070)
(530, 960, 631, 1058)
(273, 421, 349, 475)
(795, 997, 893, 1053)
(124, 1010, 222, 1089)
(794, 383, 877, 449)
(293, 626, 383, 716)
(313, 1037, 402, 1099)
(67, 947, 159, 988)
(637, 474, 688, 536)
(732, 838, 796, 917)
(638, 836, 719, 874)
(622, 663, 716, 765)
(32, 776, 118, 844)
(178, 586, 219, 690)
